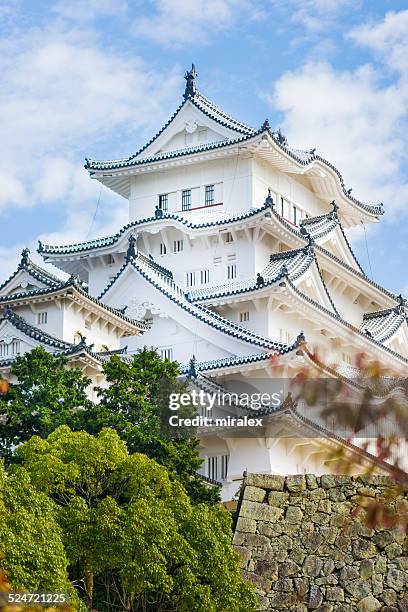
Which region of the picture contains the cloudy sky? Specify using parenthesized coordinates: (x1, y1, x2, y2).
(1, 0, 408, 293)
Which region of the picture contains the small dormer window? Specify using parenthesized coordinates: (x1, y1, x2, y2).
(158, 194, 168, 211)
(182, 189, 191, 211)
(37, 312, 47, 325)
(205, 185, 214, 206)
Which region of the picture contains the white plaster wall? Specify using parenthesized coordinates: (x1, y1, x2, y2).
(252, 157, 328, 219)
(129, 155, 253, 220)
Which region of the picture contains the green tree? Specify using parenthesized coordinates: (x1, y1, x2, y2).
(0, 348, 91, 462)
(17, 426, 256, 612)
(0, 461, 74, 599)
(91, 349, 220, 504)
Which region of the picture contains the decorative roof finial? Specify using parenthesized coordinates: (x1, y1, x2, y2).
(300, 225, 309, 237)
(184, 64, 198, 100)
(273, 128, 288, 147)
(304, 233, 315, 254)
(126, 234, 137, 261)
(281, 264, 288, 277)
(4, 305, 13, 318)
(396, 294, 405, 314)
(261, 118, 271, 131)
(346, 188, 353, 196)
(188, 354, 197, 378)
(20, 248, 30, 267)
(264, 188, 274, 208)
(256, 272, 265, 286)
(155, 204, 164, 219)
(329, 200, 338, 219)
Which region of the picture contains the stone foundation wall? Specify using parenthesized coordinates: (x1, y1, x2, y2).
(233, 473, 408, 611)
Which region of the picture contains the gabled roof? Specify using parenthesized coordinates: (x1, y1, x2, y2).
(281, 276, 408, 367)
(361, 300, 407, 343)
(299, 204, 363, 273)
(100, 245, 303, 354)
(0, 306, 72, 351)
(83, 66, 383, 222)
(0, 248, 63, 295)
(189, 241, 338, 315)
(0, 275, 149, 334)
(179, 349, 302, 377)
(0, 307, 126, 370)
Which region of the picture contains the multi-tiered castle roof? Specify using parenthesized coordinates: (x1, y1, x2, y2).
(1, 66, 405, 495)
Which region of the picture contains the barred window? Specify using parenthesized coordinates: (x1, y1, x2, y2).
(186, 271, 196, 287)
(227, 264, 236, 280)
(200, 269, 210, 284)
(205, 184, 214, 206)
(158, 193, 168, 211)
(160, 348, 173, 360)
(182, 189, 191, 211)
(37, 312, 47, 325)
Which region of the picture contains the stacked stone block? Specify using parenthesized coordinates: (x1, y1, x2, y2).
(233, 474, 408, 611)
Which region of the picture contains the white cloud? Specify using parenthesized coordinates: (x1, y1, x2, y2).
(269, 56, 408, 215)
(349, 10, 408, 75)
(0, 19, 180, 211)
(53, 0, 128, 22)
(133, 0, 256, 46)
(0, 7, 182, 278)
(288, 0, 356, 31)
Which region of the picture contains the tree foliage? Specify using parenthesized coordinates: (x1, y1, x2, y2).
(87, 349, 219, 503)
(0, 461, 73, 598)
(0, 348, 91, 462)
(17, 426, 256, 612)
(0, 348, 219, 504)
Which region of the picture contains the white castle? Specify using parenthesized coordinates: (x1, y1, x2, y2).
(1, 66, 406, 499)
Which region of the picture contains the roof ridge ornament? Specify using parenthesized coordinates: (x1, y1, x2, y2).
(184, 64, 198, 100)
(329, 200, 338, 219)
(126, 234, 138, 261)
(304, 233, 315, 255)
(272, 128, 288, 147)
(261, 118, 271, 131)
(396, 294, 406, 314)
(264, 188, 274, 208)
(155, 204, 164, 219)
(188, 354, 198, 378)
(20, 248, 30, 267)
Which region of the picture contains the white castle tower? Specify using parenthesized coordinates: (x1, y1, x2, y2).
(2, 66, 406, 498)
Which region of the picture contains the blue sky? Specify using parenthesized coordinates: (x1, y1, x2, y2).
(1, 0, 408, 294)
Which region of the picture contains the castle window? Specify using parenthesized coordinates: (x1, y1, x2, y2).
(0, 340, 20, 357)
(227, 264, 236, 280)
(200, 269, 210, 284)
(224, 232, 233, 243)
(160, 347, 173, 360)
(182, 189, 191, 211)
(173, 240, 183, 253)
(206, 455, 228, 481)
(160, 243, 167, 255)
(106, 254, 114, 266)
(85, 320, 92, 331)
(158, 193, 168, 211)
(293, 205, 298, 225)
(239, 311, 250, 322)
(186, 271, 196, 287)
(205, 184, 214, 206)
(37, 312, 47, 325)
